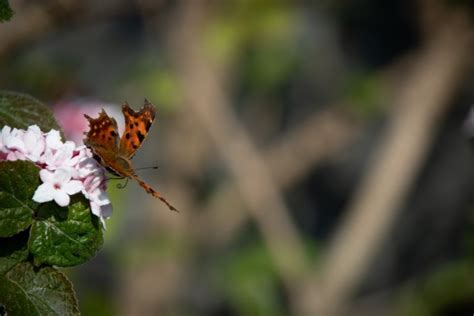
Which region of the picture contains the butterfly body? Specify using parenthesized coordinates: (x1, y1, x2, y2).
(84, 100, 178, 212)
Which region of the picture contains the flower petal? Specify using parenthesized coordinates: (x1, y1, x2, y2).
(39, 169, 54, 183)
(100, 203, 113, 219)
(6, 151, 22, 161)
(91, 189, 110, 206)
(90, 201, 101, 217)
(53, 167, 72, 183)
(23, 126, 45, 161)
(0, 126, 11, 148)
(1, 126, 11, 136)
(54, 190, 70, 207)
(32, 183, 55, 203)
(23, 126, 40, 149)
(45, 129, 63, 149)
(4, 134, 25, 152)
(50, 142, 75, 167)
(63, 180, 83, 195)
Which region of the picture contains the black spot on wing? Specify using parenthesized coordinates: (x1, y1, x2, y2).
(145, 121, 152, 131)
(137, 131, 145, 143)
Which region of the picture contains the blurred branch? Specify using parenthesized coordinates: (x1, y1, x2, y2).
(169, 1, 308, 303)
(197, 108, 361, 246)
(266, 109, 358, 189)
(298, 13, 474, 316)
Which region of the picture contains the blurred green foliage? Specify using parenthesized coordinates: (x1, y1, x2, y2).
(397, 209, 474, 316)
(5, 54, 78, 100)
(79, 292, 115, 316)
(343, 71, 386, 118)
(0, 0, 13, 22)
(118, 57, 182, 112)
(398, 262, 474, 316)
(204, 1, 300, 93)
(215, 242, 284, 316)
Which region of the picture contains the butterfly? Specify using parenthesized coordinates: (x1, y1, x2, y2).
(84, 99, 178, 212)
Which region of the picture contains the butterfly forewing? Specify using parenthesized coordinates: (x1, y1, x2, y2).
(119, 101, 156, 159)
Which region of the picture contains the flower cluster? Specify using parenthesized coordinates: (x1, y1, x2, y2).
(0, 125, 112, 225)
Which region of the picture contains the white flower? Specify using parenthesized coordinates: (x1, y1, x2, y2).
(0, 126, 9, 152)
(82, 172, 111, 226)
(22, 125, 45, 162)
(2, 127, 26, 161)
(6, 151, 24, 161)
(45, 129, 63, 150)
(33, 167, 84, 207)
(75, 155, 103, 179)
(84, 186, 110, 206)
(0, 125, 45, 162)
(91, 202, 113, 227)
(3, 127, 26, 153)
(89, 198, 112, 228)
(0, 125, 113, 225)
(41, 141, 76, 170)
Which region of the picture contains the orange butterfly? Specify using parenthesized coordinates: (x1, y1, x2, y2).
(84, 100, 178, 212)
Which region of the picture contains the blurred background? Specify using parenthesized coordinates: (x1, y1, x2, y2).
(2, 1, 474, 315)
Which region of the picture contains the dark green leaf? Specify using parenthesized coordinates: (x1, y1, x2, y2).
(0, 230, 29, 274)
(0, 262, 79, 316)
(29, 195, 103, 267)
(0, 0, 13, 22)
(0, 161, 39, 237)
(0, 91, 62, 132)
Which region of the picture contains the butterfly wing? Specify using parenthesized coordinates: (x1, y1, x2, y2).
(84, 102, 178, 211)
(119, 100, 156, 159)
(84, 109, 120, 152)
(84, 109, 121, 169)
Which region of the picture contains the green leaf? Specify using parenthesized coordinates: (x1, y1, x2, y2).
(29, 196, 103, 267)
(0, 230, 29, 274)
(0, 161, 39, 237)
(0, 0, 13, 22)
(0, 262, 79, 316)
(0, 91, 62, 132)
(216, 242, 284, 316)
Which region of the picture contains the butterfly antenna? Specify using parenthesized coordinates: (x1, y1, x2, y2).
(116, 177, 129, 189)
(107, 176, 123, 181)
(135, 166, 159, 172)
